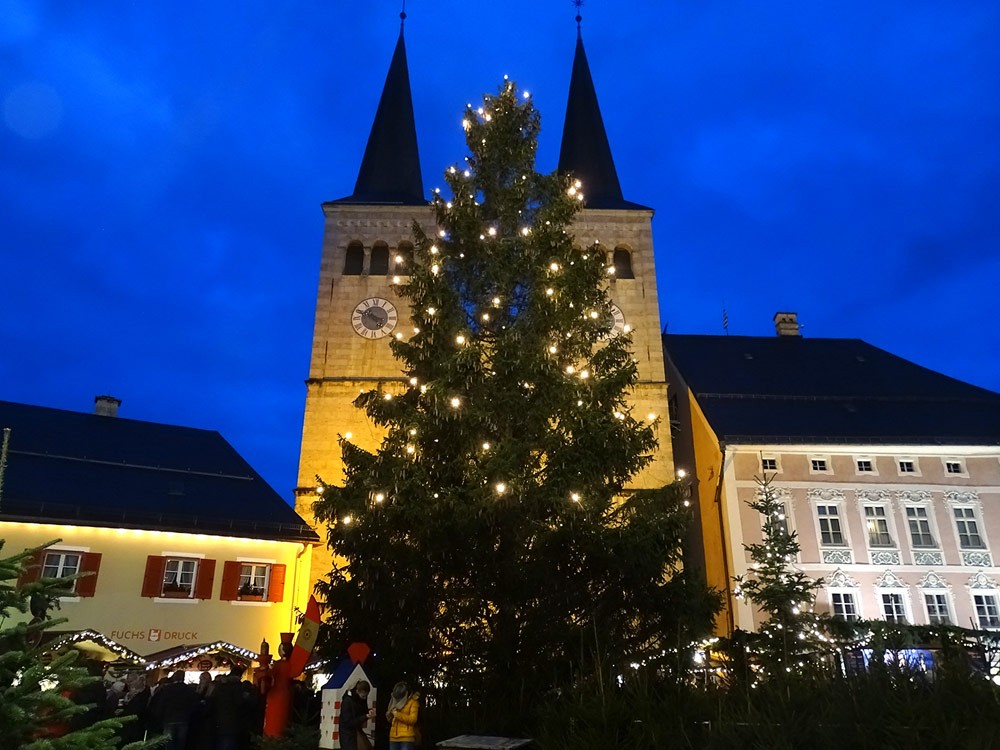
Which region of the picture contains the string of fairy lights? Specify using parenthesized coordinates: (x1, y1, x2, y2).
(317, 80, 663, 526)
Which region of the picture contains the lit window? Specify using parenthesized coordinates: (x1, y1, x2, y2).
(906, 506, 936, 548)
(924, 593, 951, 625)
(811, 458, 828, 472)
(898, 460, 916, 474)
(954, 507, 985, 549)
(163, 559, 198, 597)
(945, 460, 964, 475)
(817, 505, 845, 546)
(761, 457, 778, 471)
(856, 459, 874, 473)
(864, 506, 894, 547)
(42, 551, 81, 592)
(974, 594, 1000, 628)
(239, 563, 270, 599)
(831, 592, 858, 621)
(881, 592, 907, 624)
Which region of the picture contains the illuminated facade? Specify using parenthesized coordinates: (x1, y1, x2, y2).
(295, 25, 674, 587)
(665, 315, 1000, 634)
(0, 397, 318, 656)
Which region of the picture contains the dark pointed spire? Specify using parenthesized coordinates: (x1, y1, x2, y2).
(558, 32, 648, 210)
(337, 21, 425, 205)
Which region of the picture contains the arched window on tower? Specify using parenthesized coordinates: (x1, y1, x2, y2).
(613, 247, 635, 279)
(370, 242, 390, 276)
(394, 241, 414, 275)
(344, 241, 364, 275)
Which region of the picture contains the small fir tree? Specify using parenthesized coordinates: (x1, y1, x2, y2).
(0, 540, 143, 749)
(314, 81, 714, 717)
(732, 474, 825, 678)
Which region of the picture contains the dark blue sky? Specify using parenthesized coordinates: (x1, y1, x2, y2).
(2, 1, 998, 500)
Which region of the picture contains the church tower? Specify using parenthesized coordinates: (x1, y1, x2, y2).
(559, 25, 675, 492)
(295, 17, 434, 585)
(297, 17, 674, 588)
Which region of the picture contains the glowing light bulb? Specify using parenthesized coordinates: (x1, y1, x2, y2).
(521, 227, 529, 236)
(462, 119, 471, 130)
(456, 335, 466, 345)
(607, 266, 616, 275)
(566, 365, 576, 374)
(395, 332, 403, 340)
(383, 393, 393, 401)
(550, 262, 559, 272)
(374, 493, 385, 503)
(344, 432, 353, 440)
(392, 276, 401, 284)
(492, 296, 501, 306)
(463, 169, 471, 177)
(580, 370, 589, 379)
(495, 482, 507, 494)
(427, 307, 436, 315)
(546, 288, 554, 296)
(488, 227, 497, 237)
(548, 345, 557, 354)
(450, 397, 461, 408)
(589, 311, 599, 319)
(406, 445, 415, 454)
(420, 385, 427, 394)
(431, 264, 439, 275)
(677, 469, 687, 478)
(430, 245, 439, 255)
(482, 442, 491, 450)
(409, 428, 417, 436)
(481, 313, 490, 321)
(623, 324, 631, 333)
(647, 412, 657, 421)
(342, 515, 353, 525)
(410, 377, 418, 385)
(570, 492, 581, 503)
(396, 254, 404, 263)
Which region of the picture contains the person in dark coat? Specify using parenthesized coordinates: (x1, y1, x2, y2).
(150, 671, 198, 750)
(120, 673, 157, 743)
(210, 666, 257, 750)
(339, 680, 375, 750)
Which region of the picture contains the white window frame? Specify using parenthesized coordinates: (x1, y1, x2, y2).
(877, 589, 910, 624)
(828, 588, 861, 622)
(238, 562, 272, 600)
(854, 456, 878, 476)
(904, 504, 939, 550)
(952, 505, 987, 551)
(973, 592, 1000, 629)
(162, 557, 199, 598)
(896, 457, 921, 477)
(759, 454, 781, 474)
(809, 455, 832, 475)
(862, 504, 897, 549)
(816, 502, 849, 547)
(921, 590, 953, 626)
(943, 458, 968, 478)
(42, 550, 83, 593)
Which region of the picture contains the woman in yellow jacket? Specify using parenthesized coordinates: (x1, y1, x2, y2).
(386, 681, 420, 750)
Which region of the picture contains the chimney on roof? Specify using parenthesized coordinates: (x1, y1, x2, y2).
(773, 312, 801, 337)
(94, 395, 121, 417)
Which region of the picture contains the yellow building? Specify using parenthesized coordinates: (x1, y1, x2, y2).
(295, 24, 675, 588)
(0, 396, 317, 658)
(665, 314, 1000, 635)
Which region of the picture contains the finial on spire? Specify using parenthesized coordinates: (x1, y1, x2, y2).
(400, 0, 407, 28)
(573, 0, 583, 36)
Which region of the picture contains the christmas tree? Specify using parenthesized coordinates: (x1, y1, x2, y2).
(0, 540, 144, 749)
(313, 80, 715, 715)
(732, 474, 826, 679)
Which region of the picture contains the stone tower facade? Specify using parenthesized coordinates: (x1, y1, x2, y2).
(297, 26, 673, 588)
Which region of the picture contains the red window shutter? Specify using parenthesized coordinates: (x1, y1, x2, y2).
(141, 556, 167, 597)
(194, 559, 216, 600)
(267, 564, 286, 603)
(17, 548, 47, 587)
(75, 553, 103, 598)
(220, 561, 241, 601)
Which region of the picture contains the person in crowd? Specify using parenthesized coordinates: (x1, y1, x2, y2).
(120, 672, 156, 744)
(150, 671, 198, 750)
(386, 681, 420, 750)
(210, 665, 258, 750)
(188, 671, 215, 749)
(339, 679, 376, 750)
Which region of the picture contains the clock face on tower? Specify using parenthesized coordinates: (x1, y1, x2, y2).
(351, 298, 397, 339)
(600, 303, 627, 340)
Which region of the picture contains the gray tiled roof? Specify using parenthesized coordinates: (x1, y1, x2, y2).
(0, 400, 318, 542)
(663, 334, 1000, 445)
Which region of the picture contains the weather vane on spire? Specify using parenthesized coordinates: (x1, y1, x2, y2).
(573, 0, 584, 28)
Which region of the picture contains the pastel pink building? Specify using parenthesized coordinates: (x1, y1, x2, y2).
(665, 313, 1000, 634)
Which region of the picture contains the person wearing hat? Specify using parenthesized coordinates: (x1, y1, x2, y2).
(386, 681, 420, 750)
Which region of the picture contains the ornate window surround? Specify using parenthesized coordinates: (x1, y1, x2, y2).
(809, 488, 853, 563)
(827, 568, 862, 621)
(874, 569, 912, 623)
(896, 490, 943, 565)
(856, 489, 900, 565)
(967, 571, 1000, 629)
(917, 571, 954, 626)
(946, 491, 991, 566)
